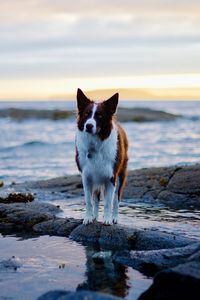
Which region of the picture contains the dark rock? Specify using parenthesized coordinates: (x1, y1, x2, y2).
(99, 225, 131, 249)
(3, 164, 199, 210)
(138, 261, 200, 300)
(70, 222, 102, 245)
(38, 290, 121, 300)
(70, 223, 192, 250)
(158, 165, 200, 209)
(0, 200, 194, 250)
(33, 217, 82, 236)
(167, 166, 200, 194)
(0, 202, 58, 230)
(123, 165, 200, 209)
(123, 166, 177, 201)
(113, 242, 200, 276)
(132, 229, 193, 250)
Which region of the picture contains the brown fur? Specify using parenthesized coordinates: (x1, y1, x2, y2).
(114, 122, 128, 200)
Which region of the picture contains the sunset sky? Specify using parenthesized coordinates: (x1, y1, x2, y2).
(0, 0, 200, 100)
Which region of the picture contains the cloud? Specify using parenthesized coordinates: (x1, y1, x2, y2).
(0, 0, 200, 84)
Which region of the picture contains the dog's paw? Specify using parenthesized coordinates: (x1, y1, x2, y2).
(83, 215, 94, 225)
(103, 216, 113, 226)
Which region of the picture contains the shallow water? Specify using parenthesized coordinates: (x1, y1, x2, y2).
(51, 197, 200, 240)
(0, 234, 152, 300)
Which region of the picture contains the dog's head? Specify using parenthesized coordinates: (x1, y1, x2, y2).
(76, 88, 118, 140)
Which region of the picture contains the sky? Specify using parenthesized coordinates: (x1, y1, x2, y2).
(0, 0, 200, 100)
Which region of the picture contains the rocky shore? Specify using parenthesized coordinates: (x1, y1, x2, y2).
(0, 164, 199, 299)
(0, 107, 180, 122)
(3, 164, 198, 209)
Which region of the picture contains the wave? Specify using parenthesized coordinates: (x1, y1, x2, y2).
(0, 140, 74, 152)
(0, 141, 53, 152)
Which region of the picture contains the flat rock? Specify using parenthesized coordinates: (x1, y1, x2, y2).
(33, 217, 82, 236)
(70, 223, 131, 249)
(38, 290, 121, 300)
(70, 223, 192, 250)
(139, 261, 200, 300)
(0, 202, 60, 231)
(113, 242, 200, 275)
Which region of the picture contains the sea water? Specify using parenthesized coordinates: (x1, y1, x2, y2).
(0, 100, 200, 184)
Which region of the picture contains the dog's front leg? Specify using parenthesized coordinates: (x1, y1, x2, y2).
(104, 181, 116, 225)
(82, 175, 94, 225)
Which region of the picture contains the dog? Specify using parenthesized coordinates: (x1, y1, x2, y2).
(75, 88, 128, 225)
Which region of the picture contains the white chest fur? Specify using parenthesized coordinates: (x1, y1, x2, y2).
(75, 124, 118, 184)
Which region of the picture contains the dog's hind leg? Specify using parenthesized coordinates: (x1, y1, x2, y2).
(93, 190, 100, 221)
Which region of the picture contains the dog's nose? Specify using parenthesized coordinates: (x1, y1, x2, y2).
(86, 123, 93, 133)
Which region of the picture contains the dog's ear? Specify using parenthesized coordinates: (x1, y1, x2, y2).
(103, 93, 119, 115)
(77, 88, 91, 112)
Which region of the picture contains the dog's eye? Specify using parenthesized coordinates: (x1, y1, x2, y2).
(96, 113, 102, 119)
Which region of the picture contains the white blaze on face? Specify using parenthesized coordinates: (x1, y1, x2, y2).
(84, 104, 97, 134)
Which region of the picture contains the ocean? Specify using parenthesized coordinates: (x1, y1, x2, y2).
(0, 100, 200, 184)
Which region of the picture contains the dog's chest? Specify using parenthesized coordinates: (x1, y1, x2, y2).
(76, 128, 118, 179)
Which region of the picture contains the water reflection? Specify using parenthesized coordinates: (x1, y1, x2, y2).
(78, 246, 130, 297)
(0, 234, 151, 300)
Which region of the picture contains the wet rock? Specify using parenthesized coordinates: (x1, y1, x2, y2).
(99, 225, 131, 249)
(70, 222, 132, 249)
(33, 217, 82, 236)
(70, 222, 102, 245)
(123, 165, 200, 209)
(3, 165, 199, 210)
(38, 290, 121, 300)
(0, 200, 194, 250)
(123, 166, 177, 201)
(131, 229, 193, 250)
(138, 261, 200, 300)
(6, 174, 83, 199)
(70, 223, 192, 250)
(0, 202, 57, 230)
(113, 242, 200, 276)
(158, 165, 200, 209)
(0, 192, 34, 203)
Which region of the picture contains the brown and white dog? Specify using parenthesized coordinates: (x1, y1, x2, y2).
(75, 88, 128, 225)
